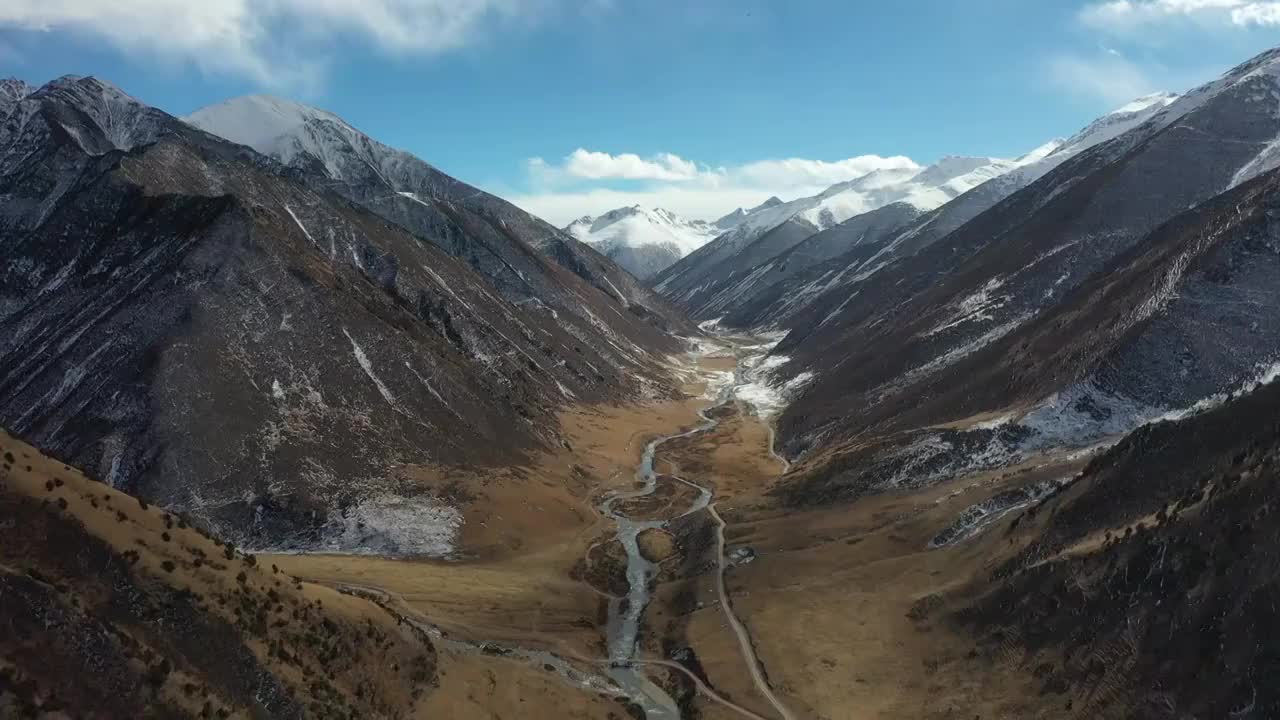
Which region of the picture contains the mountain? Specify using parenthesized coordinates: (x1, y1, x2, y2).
(691, 94, 1178, 331)
(0, 76, 689, 552)
(653, 152, 1039, 312)
(563, 205, 718, 279)
(748, 47, 1280, 504)
(0, 430, 441, 719)
(711, 196, 783, 230)
(183, 95, 692, 337)
(954, 363, 1280, 718)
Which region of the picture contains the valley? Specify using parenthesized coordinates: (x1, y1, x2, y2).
(259, 334, 1095, 720)
(6, 37, 1280, 720)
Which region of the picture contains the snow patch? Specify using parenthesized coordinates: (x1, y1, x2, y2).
(321, 495, 462, 558)
(341, 328, 396, 406)
(734, 352, 816, 419)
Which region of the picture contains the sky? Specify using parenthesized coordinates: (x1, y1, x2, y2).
(1, 1, 1278, 224)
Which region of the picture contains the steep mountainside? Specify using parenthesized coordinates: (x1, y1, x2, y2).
(952, 368, 1280, 719)
(760, 48, 1280, 503)
(0, 429, 440, 719)
(185, 95, 693, 338)
(564, 205, 718, 279)
(0, 76, 688, 551)
(699, 94, 1176, 331)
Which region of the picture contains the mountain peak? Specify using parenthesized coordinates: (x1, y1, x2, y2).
(1112, 91, 1178, 116)
(34, 74, 139, 105)
(184, 94, 354, 159)
(564, 203, 719, 277)
(751, 196, 784, 212)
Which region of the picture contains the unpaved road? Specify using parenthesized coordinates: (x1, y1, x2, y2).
(707, 501, 797, 720)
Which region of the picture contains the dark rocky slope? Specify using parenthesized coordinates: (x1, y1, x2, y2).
(776, 161, 1280, 506)
(951, 366, 1280, 719)
(183, 95, 693, 341)
(0, 430, 438, 719)
(761, 48, 1280, 488)
(0, 76, 688, 550)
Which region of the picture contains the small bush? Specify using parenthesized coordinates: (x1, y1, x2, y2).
(161, 561, 176, 573)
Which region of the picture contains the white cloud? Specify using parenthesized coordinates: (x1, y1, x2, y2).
(529, 147, 916, 187)
(553, 149, 701, 181)
(730, 155, 920, 187)
(1080, 0, 1280, 32)
(1047, 51, 1162, 106)
(0, 0, 556, 87)
(513, 148, 919, 224)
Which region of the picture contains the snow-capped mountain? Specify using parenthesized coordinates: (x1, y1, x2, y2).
(672, 92, 1179, 329)
(652, 151, 1042, 304)
(0, 76, 691, 553)
(757, 47, 1280, 489)
(184, 95, 690, 332)
(564, 205, 719, 279)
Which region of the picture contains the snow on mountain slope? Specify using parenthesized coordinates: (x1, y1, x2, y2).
(0, 78, 31, 116)
(736, 91, 1185, 324)
(2, 76, 689, 553)
(653, 153, 1036, 308)
(564, 205, 719, 279)
(565, 206, 710, 254)
(762, 47, 1280, 489)
(185, 94, 695, 344)
(186, 94, 435, 185)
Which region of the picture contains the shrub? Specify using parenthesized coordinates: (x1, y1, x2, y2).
(161, 561, 176, 573)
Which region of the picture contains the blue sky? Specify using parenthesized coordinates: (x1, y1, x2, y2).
(2, 0, 1278, 222)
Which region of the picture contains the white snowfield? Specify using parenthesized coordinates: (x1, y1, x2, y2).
(566, 205, 719, 256)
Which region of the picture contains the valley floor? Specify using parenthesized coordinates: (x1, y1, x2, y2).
(266, 336, 1091, 719)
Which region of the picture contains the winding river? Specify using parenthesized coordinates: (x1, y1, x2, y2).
(326, 340, 792, 720)
(599, 379, 727, 717)
(599, 339, 795, 720)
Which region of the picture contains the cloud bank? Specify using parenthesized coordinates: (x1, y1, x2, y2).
(1080, 0, 1280, 31)
(0, 0, 558, 87)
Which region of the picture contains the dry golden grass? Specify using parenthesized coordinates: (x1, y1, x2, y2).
(0, 429, 639, 719)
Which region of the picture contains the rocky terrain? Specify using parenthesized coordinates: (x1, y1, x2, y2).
(686, 48, 1280, 509)
(8, 36, 1280, 720)
(0, 430, 440, 719)
(0, 76, 689, 552)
